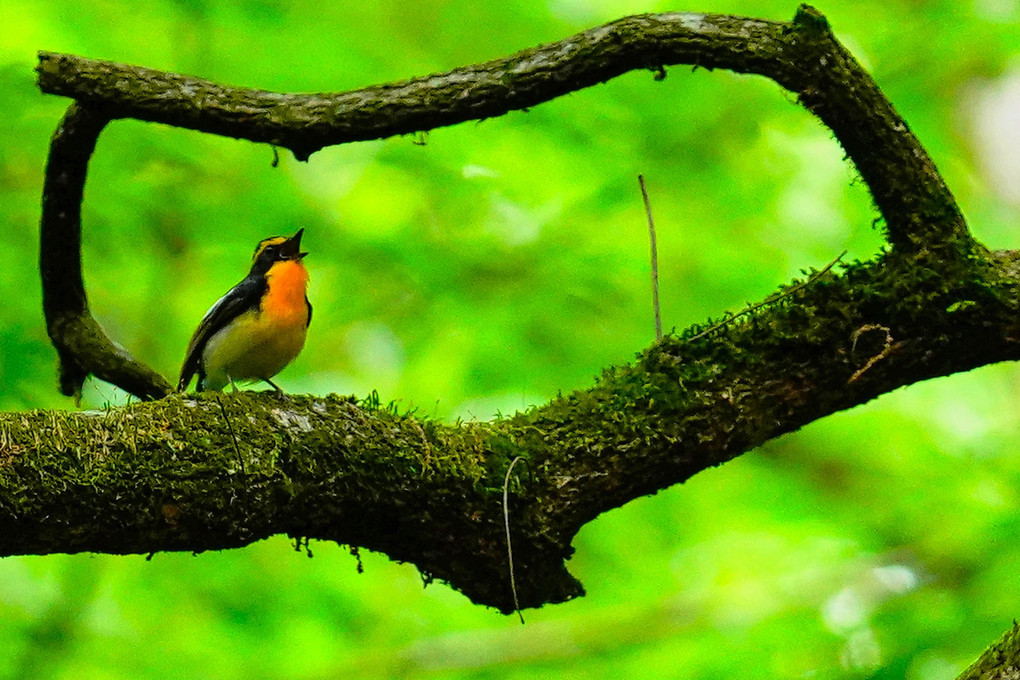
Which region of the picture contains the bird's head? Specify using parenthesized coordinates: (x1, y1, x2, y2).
(249, 229, 308, 275)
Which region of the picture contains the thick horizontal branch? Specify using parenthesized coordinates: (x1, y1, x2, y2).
(0, 393, 578, 612)
(37, 6, 967, 252)
(5, 245, 1020, 611)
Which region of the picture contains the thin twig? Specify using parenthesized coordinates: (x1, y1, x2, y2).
(690, 250, 846, 341)
(503, 455, 525, 625)
(639, 175, 663, 343)
(215, 395, 245, 476)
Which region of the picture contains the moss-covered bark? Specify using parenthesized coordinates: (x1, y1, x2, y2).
(956, 622, 1020, 680)
(0, 392, 575, 612)
(40, 103, 172, 401)
(6, 245, 1020, 614)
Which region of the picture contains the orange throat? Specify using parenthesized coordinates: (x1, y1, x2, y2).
(262, 259, 310, 323)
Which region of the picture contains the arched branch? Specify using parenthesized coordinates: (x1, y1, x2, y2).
(20, 5, 1017, 627)
(38, 7, 965, 250)
(33, 7, 972, 399)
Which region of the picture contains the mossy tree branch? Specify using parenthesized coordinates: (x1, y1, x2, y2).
(956, 622, 1020, 680)
(5, 237, 1020, 615)
(16, 2, 1020, 672)
(37, 6, 964, 253)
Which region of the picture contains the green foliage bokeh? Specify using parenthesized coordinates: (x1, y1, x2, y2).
(2, 1, 1020, 678)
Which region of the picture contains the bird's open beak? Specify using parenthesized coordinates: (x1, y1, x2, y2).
(281, 228, 308, 260)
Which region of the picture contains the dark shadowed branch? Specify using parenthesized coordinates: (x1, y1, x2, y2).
(40, 102, 173, 401)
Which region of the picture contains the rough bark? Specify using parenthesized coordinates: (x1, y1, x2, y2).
(36, 7, 964, 251)
(7, 235, 1020, 613)
(8, 3, 1020, 671)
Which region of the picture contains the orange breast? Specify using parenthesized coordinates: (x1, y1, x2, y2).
(262, 260, 310, 325)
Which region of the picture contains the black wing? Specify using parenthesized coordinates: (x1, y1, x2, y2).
(178, 275, 266, 391)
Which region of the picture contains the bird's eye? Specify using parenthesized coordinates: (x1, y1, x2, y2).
(262, 245, 277, 257)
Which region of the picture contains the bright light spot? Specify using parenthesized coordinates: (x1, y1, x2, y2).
(484, 195, 560, 245)
(822, 587, 867, 634)
(909, 653, 961, 680)
(462, 164, 500, 179)
(0, 561, 60, 616)
(345, 321, 405, 378)
(973, 0, 1018, 22)
(969, 65, 1020, 205)
(971, 477, 1013, 508)
(840, 628, 882, 670)
(871, 564, 918, 594)
(772, 132, 849, 240)
(547, 0, 653, 22)
(930, 397, 997, 448)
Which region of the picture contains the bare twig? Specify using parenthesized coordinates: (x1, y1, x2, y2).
(639, 175, 663, 343)
(689, 251, 846, 342)
(503, 456, 525, 624)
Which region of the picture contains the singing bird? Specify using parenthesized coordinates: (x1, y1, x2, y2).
(178, 229, 311, 392)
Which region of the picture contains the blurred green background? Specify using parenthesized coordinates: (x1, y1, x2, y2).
(2, 0, 1020, 678)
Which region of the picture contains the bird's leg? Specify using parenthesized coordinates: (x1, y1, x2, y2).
(263, 378, 285, 395)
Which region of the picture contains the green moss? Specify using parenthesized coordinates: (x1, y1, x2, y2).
(956, 622, 1020, 680)
(792, 5, 830, 34)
